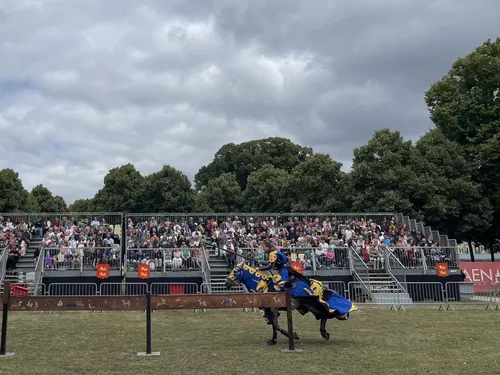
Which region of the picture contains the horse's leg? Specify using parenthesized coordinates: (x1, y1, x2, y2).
(275, 308, 300, 340)
(320, 317, 329, 340)
(267, 310, 278, 345)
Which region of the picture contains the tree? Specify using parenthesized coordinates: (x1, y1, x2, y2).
(348, 129, 417, 215)
(243, 165, 291, 212)
(425, 38, 500, 248)
(0, 168, 30, 212)
(139, 165, 195, 212)
(196, 173, 243, 212)
(286, 154, 346, 212)
(411, 129, 493, 254)
(92, 164, 144, 212)
(68, 198, 95, 212)
(31, 184, 67, 212)
(194, 137, 313, 190)
(25, 193, 41, 213)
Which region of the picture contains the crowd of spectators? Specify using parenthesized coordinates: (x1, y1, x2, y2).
(2, 214, 457, 276)
(0, 216, 33, 272)
(39, 216, 121, 271)
(125, 216, 204, 271)
(205, 215, 452, 270)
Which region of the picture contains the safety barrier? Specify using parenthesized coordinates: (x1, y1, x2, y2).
(48, 283, 99, 296)
(0, 282, 299, 356)
(200, 282, 245, 294)
(99, 283, 149, 296)
(150, 283, 199, 295)
(43, 283, 200, 296)
(23, 281, 500, 310)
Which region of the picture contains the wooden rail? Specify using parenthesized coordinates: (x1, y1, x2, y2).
(0, 282, 301, 357)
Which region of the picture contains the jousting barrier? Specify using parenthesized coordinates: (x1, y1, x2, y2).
(0, 282, 302, 357)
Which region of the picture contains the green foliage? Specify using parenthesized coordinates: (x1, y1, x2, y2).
(196, 173, 243, 212)
(31, 184, 67, 212)
(0, 168, 30, 212)
(139, 165, 195, 213)
(68, 198, 95, 212)
(348, 129, 417, 216)
(425, 38, 500, 243)
(194, 137, 312, 190)
(286, 154, 345, 212)
(243, 165, 290, 212)
(92, 164, 144, 212)
(411, 129, 492, 241)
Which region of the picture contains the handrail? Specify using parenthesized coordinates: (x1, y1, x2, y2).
(0, 246, 8, 283)
(381, 245, 408, 293)
(201, 246, 211, 287)
(33, 248, 44, 295)
(349, 246, 372, 298)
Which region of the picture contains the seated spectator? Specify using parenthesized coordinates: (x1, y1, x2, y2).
(125, 216, 205, 272)
(38, 216, 120, 272)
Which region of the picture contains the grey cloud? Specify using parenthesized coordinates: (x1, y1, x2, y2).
(1, 0, 499, 203)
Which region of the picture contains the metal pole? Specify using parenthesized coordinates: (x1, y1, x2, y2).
(280, 287, 303, 353)
(137, 291, 159, 356)
(0, 282, 11, 356)
(285, 288, 295, 351)
(146, 291, 151, 354)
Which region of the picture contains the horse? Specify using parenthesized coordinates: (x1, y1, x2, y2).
(224, 262, 358, 345)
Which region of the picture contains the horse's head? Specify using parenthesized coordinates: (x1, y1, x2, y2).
(225, 262, 245, 289)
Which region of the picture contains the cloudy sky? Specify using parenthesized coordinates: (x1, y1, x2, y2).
(1, 0, 498, 204)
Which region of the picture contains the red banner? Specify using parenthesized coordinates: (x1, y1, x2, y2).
(436, 262, 449, 277)
(460, 262, 500, 292)
(96, 264, 109, 279)
(137, 264, 150, 279)
(291, 261, 303, 274)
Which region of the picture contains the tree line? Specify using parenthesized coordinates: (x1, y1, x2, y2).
(1, 38, 498, 247)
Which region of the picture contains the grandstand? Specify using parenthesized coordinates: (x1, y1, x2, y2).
(0, 211, 463, 302)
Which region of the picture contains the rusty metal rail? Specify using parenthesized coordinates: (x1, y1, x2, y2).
(0, 282, 300, 357)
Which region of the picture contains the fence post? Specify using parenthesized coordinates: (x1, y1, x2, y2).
(0, 282, 14, 357)
(280, 288, 303, 353)
(137, 291, 159, 357)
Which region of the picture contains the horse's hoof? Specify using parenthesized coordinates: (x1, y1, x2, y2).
(321, 331, 330, 340)
(293, 332, 300, 340)
(267, 339, 277, 345)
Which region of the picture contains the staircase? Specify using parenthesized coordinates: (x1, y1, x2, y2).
(16, 236, 42, 277)
(203, 238, 244, 293)
(350, 247, 413, 306)
(0, 236, 42, 295)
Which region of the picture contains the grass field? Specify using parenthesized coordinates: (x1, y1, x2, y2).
(1, 307, 499, 375)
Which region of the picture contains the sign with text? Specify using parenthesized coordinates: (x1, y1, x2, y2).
(460, 262, 500, 292)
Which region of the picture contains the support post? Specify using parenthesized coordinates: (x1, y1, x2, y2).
(280, 288, 303, 353)
(0, 282, 14, 357)
(137, 292, 159, 356)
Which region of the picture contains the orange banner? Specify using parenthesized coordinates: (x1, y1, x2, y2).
(436, 262, 449, 277)
(96, 264, 109, 279)
(138, 264, 150, 279)
(291, 261, 303, 274)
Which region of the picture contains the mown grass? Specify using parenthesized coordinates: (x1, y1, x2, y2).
(1, 307, 499, 375)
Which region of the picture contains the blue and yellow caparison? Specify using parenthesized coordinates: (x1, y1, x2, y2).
(227, 261, 358, 322)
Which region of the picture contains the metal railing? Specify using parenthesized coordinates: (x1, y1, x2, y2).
(200, 282, 245, 294)
(45, 282, 201, 295)
(43, 247, 122, 272)
(33, 249, 44, 292)
(382, 245, 408, 291)
(348, 246, 372, 299)
(6, 281, 497, 310)
(125, 248, 202, 272)
(201, 247, 211, 285)
(386, 246, 460, 271)
(0, 246, 9, 284)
